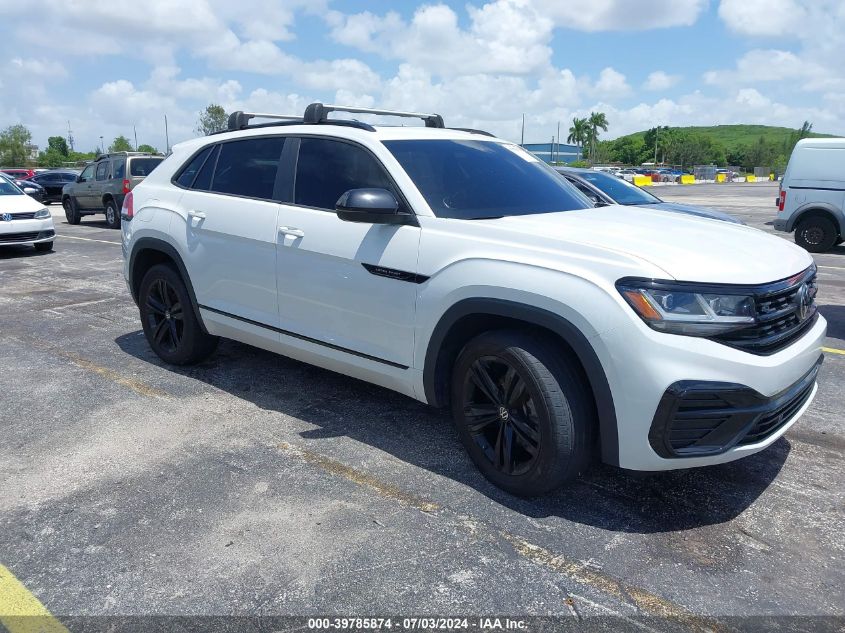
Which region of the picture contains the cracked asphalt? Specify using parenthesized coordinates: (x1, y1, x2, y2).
(0, 182, 842, 630)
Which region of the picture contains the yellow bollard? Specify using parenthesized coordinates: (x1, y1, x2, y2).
(633, 175, 652, 187)
(680, 174, 695, 185)
(716, 173, 726, 183)
(746, 175, 757, 183)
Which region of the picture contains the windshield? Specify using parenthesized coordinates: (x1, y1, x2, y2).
(383, 140, 591, 219)
(576, 170, 661, 205)
(130, 157, 163, 177)
(0, 177, 24, 195)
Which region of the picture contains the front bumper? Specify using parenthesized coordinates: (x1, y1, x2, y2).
(0, 218, 56, 246)
(597, 312, 827, 471)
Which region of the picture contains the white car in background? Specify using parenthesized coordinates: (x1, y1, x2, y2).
(0, 175, 55, 251)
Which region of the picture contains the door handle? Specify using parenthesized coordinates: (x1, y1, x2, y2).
(278, 226, 305, 238)
(188, 210, 206, 220)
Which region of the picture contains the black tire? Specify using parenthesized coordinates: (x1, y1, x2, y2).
(139, 264, 218, 365)
(104, 199, 121, 229)
(795, 216, 838, 252)
(450, 330, 594, 496)
(63, 197, 81, 225)
(34, 241, 53, 252)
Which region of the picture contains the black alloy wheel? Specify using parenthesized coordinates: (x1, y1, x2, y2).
(463, 356, 540, 476)
(145, 278, 184, 354)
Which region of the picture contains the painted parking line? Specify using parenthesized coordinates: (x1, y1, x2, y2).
(57, 234, 121, 245)
(0, 564, 68, 633)
(817, 265, 845, 271)
(822, 347, 845, 356)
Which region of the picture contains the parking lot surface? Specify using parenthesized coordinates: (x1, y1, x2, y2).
(1, 183, 843, 628)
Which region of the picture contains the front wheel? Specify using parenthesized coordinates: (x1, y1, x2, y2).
(104, 199, 121, 229)
(450, 330, 594, 496)
(139, 264, 218, 365)
(795, 216, 838, 252)
(63, 197, 81, 225)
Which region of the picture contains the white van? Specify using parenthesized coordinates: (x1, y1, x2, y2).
(775, 137, 845, 252)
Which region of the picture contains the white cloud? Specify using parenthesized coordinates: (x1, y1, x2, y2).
(718, 0, 806, 36)
(644, 70, 681, 91)
(593, 67, 631, 99)
(535, 0, 707, 31)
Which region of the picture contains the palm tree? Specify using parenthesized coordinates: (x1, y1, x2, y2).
(587, 111, 609, 162)
(567, 117, 589, 160)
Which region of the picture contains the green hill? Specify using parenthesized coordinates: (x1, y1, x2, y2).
(614, 124, 836, 154)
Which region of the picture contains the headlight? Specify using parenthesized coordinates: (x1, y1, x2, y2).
(35, 208, 51, 219)
(617, 279, 755, 335)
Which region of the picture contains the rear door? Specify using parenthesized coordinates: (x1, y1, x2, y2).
(176, 137, 285, 329)
(91, 159, 110, 209)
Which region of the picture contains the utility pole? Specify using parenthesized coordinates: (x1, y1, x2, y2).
(654, 125, 659, 166)
(551, 136, 554, 165)
(556, 121, 560, 165)
(99, 135, 104, 154)
(133, 125, 138, 151)
(520, 114, 525, 147)
(67, 120, 74, 152)
(164, 115, 170, 154)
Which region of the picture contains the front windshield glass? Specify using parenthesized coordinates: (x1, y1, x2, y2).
(577, 170, 661, 205)
(383, 140, 591, 219)
(0, 177, 24, 196)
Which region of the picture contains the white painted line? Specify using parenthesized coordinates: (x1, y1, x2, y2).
(817, 265, 845, 271)
(58, 234, 121, 245)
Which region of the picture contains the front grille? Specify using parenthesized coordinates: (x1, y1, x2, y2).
(649, 357, 822, 458)
(0, 230, 53, 243)
(739, 378, 815, 445)
(714, 267, 818, 355)
(3, 212, 37, 220)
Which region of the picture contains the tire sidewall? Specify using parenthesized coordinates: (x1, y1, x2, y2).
(104, 200, 121, 229)
(450, 331, 589, 496)
(64, 197, 80, 224)
(795, 217, 837, 252)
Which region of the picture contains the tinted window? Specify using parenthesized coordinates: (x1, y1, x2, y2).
(79, 164, 95, 182)
(0, 179, 23, 196)
(575, 170, 661, 206)
(129, 157, 163, 177)
(295, 138, 398, 211)
(384, 140, 590, 219)
(192, 145, 219, 191)
(95, 161, 109, 180)
(211, 137, 284, 199)
(32, 174, 55, 183)
(175, 146, 213, 188)
(61, 173, 78, 182)
(113, 158, 125, 180)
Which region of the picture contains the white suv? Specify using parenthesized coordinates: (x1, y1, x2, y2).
(121, 103, 827, 496)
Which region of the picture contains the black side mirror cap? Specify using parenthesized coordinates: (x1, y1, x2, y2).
(336, 188, 414, 225)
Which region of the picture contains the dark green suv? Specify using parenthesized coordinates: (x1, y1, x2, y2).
(62, 152, 164, 228)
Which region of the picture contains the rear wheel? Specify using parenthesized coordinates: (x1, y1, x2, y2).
(795, 216, 838, 252)
(139, 264, 218, 365)
(104, 199, 121, 229)
(34, 241, 53, 252)
(63, 197, 81, 225)
(450, 330, 594, 496)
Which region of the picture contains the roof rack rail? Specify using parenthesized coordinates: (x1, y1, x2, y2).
(304, 103, 445, 128)
(448, 127, 495, 137)
(227, 111, 301, 132)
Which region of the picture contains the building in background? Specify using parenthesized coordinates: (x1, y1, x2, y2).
(522, 142, 580, 164)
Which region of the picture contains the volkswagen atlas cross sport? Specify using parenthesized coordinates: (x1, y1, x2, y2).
(121, 103, 826, 496)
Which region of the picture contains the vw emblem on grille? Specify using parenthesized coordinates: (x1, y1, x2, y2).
(498, 406, 509, 421)
(1, 213, 11, 222)
(794, 282, 814, 321)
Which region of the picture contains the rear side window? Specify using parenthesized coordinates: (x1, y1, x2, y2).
(192, 145, 219, 191)
(130, 158, 163, 177)
(210, 137, 285, 200)
(95, 161, 109, 180)
(175, 146, 213, 188)
(294, 138, 398, 211)
(113, 158, 126, 180)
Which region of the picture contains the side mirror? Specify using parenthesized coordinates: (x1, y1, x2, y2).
(336, 188, 412, 224)
(77, 175, 85, 183)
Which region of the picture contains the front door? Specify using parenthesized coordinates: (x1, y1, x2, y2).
(74, 164, 96, 207)
(177, 136, 286, 329)
(275, 136, 420, 368)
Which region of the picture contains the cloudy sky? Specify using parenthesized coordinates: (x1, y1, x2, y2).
(0, 0, 843, 152)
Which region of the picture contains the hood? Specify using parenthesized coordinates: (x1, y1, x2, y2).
(651, 201, 742, 224)
(482, 205, 813, 284)
(0, 191, 44, 213)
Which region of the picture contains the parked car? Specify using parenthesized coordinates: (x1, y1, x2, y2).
(0, 172, 46, 203)
(1, 168, 36, 180)
(555, 167, 742, 223)
(0, 175, 55, 251)
(29, 169, 80, 204)
(62, 152, 164, 229)
(123, 102, 825, 497)
(774, 137, 845, 252)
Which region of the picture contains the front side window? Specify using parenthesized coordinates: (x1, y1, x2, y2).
(210, 138, 285, 200)
(95, 161, 109, 181)
(383, 140, 590, 219)
(79, 164, 95, 182)
(577, 170, 661, 206)
(294, 138, 399, 211)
